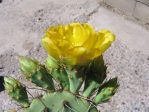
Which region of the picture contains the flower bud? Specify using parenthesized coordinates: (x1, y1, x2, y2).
(4, 77, 29, 107)
(45, 56, 58, 71)
(4, 77, 19, 92)
(19, 56, 39, 78)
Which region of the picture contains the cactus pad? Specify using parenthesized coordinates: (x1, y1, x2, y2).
(26, 91, 98, 112)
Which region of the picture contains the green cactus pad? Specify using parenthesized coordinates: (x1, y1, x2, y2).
(94, 77, 119, 104)
(66, 69, 83, 93)
(26, 91, 98, 112)
(51, 69, 70, 90)
(82, 56, 107, 97)
(4, 77, 29, 108)
(25, 99, 45, 112)
(45, 56, 59, 70)
(30, 66, 55, 91)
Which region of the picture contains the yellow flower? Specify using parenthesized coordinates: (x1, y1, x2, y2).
(42, 23, 115, 65)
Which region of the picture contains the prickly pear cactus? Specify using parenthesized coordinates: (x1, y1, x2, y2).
(4, 23, 119, 112)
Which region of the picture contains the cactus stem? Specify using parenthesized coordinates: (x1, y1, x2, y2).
(83, 81, 99, 98)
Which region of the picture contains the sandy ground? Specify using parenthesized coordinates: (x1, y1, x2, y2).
(0, 0, 149, 111)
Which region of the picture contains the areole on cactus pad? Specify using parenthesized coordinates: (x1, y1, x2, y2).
(4, 23, 119, 112)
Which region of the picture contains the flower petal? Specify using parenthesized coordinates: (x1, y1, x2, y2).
(95, 29, 115, 53)
(42, 36, 60, 59)
(42, 23, 116, 65)
(69, 23, 88, 46)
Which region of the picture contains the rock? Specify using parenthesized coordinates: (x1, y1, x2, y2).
(0, 76, 4, 92)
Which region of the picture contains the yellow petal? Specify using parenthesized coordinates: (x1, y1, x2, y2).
(42, 36, 60, 59)
(71, 46, 87, 56)
(88, 49, 102, 59)
(82, 24, 97, 49)
(99, 30, 115, 53)
(81, 23, 94, 38)
(69, 23, 88, 46)
(66, 47, 88, 65)
(42, 23, 116, 65)
(83, 34, 97, 50)
(95, 29, 115, 52)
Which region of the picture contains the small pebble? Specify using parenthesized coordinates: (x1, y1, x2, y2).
(0, 64, 4, 69)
